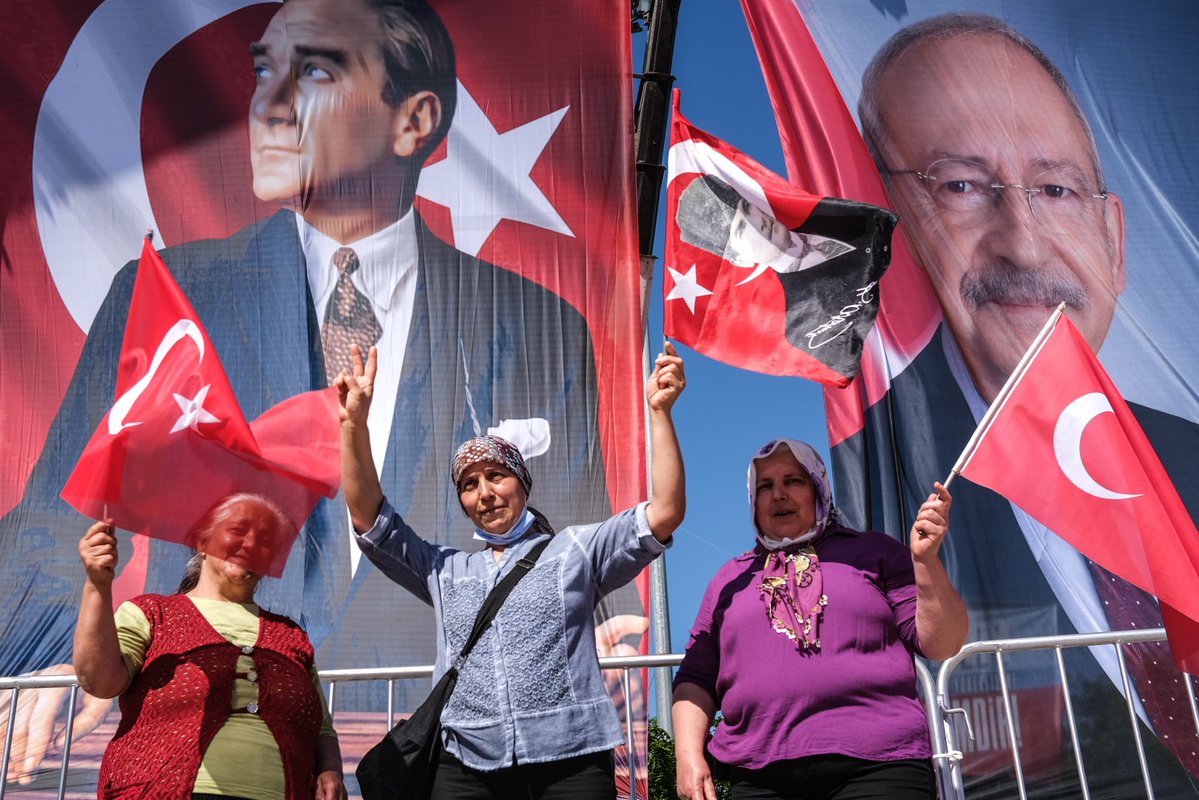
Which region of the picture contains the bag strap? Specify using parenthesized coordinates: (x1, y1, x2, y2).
(453, 538, 552, 669)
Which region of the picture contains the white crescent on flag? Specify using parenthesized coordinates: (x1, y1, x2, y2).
(1054, 392, 1142, 500)
(108, 318, 206, 434)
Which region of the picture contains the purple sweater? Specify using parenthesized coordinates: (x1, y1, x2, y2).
(673, 524, 931, 769)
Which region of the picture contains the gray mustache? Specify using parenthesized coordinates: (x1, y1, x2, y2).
(960, 263, 1087, 310)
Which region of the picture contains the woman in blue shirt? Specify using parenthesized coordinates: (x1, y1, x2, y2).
(336, 343, 686, 799)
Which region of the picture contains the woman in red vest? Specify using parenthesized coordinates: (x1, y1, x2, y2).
(73, 493, 347, 800)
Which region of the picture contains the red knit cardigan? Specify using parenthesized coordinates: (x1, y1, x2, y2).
(97, 594, 324, 800)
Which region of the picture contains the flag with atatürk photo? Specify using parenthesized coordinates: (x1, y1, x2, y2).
(664, 90, 896, 386)
(61, 238, 340, 578)
(956, 310, 1199, 673)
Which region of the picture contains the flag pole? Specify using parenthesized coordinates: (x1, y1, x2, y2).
(943, 302, 1066, 490)
(633, 0, 682, 737)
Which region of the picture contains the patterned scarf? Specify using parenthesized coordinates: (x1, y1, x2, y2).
(452, 435, 555, 543)
(452, 435, 533, 493)
(759, 545, 828, 652)
(749, 439, 836, 653)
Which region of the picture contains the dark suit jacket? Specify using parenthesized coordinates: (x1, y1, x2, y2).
(0, 210, 616, 699)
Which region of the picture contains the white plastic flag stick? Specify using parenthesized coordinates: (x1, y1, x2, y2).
(943, 302, 1067, 490)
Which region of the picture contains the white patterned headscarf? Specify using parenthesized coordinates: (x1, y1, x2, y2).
(451, 435, 554, 545)
(748, 438, 837, 653)
(748, 439, 835, 551)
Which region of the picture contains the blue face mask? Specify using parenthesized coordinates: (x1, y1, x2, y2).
(472, 507, 537, 547)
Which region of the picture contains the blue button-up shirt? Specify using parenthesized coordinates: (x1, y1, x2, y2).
(356, 499, 667, 770)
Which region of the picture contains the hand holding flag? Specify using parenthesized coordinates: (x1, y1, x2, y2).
(910, 482, 953, 564)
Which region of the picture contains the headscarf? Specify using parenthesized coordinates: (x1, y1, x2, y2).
(453, 435, 532, 494)
(451, 435, 554, 545)
(748, 439, 837, 653)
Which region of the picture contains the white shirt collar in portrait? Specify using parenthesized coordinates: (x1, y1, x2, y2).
(298, 210, 420, 576)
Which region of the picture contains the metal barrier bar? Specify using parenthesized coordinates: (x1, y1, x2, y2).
(1054, 646, 1089, 800)
(915, 659, 956, 800)
(1115, 645, 1155, 799)
(1187, 673, 1199, 746)
(993, 650, 1026, 800)
(55, 685, 78, 800)
(621, 669, 638, 800)
(10, 637, 1195, 800)
(1, 687, 18, 794)
(0, 657, 673, 800)
(936, 627, 1169, 670)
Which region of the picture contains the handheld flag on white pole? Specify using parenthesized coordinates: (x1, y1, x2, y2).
(944, 303, 1067, 489)
(949, 304, 1199, 673)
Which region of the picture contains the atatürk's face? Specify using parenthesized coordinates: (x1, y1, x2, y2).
(875, 34, 1126, 402)
(248, 0, 401, 210)
(727, 198, 801, 271)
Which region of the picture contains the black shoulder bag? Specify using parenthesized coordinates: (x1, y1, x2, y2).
(355, 539, 551, 800)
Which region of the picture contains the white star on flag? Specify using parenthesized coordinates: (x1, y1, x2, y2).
(170, 385, 221, 434)
(417, 81, 574, 257)
(666, 265, 714, 314)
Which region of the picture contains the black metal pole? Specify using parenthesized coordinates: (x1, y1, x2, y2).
(632, 0, 682, 738)
(633, 0, 681, 258)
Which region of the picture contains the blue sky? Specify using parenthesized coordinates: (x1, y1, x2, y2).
(632, 4, 834, 658)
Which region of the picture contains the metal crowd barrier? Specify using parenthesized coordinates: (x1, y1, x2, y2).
(4, 638, 1197, 800)
(0, 654, 679, 800)
(933, 626, 1199, 800)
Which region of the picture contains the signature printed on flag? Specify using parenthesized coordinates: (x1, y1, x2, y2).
(805, 282, 878, 349)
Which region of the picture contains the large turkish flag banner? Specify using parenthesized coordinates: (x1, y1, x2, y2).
(0, 1, 646, 793)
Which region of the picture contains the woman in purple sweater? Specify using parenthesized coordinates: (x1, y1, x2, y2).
(672, 439, 968, 800)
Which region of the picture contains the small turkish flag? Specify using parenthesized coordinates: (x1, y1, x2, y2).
(959, 316, 1199, 671)
(61, 238, 339, 577)
(664, 91, 896, 386)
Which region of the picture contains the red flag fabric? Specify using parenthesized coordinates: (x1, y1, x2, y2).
(959, 317, 1199, 671)
(61, 239, 339, 577)
(739, 0, 943, 438)
(664, 91, 896, 386)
